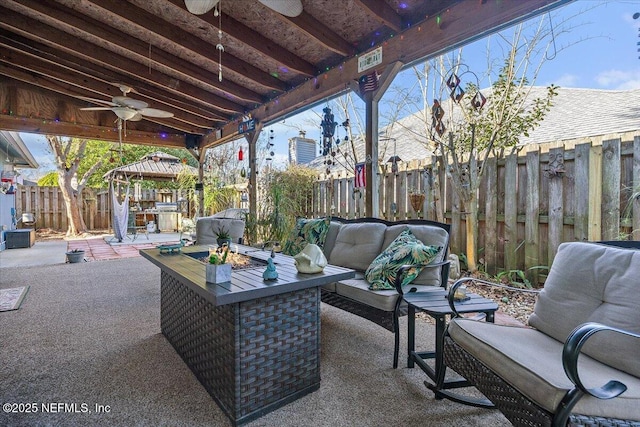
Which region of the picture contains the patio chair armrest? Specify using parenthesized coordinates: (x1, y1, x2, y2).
(393, 260, 451, 296)
(562, 322, 638, 399)
(446, 277, 539, 318)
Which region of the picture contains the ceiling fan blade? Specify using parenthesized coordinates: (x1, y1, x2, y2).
(259, 0, 302, 17)
(112, 96, 148, 110)
(184, 0, 219, 15)
(78, 96, 117, 107)
(80, 107, 112, 111)
(139, 108, 174, 118)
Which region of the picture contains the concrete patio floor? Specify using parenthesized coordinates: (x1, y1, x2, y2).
(0, 232, 185, 268)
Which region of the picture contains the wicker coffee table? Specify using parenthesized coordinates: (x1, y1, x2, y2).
(141, 245, 354, 426)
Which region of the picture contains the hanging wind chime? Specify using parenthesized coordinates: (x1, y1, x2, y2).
(238, 145, 247, 178)
(215, 1, 224, 82)
(320, 106, 338, 175)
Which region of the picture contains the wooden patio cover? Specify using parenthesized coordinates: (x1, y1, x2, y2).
(0, 0, 572, 214)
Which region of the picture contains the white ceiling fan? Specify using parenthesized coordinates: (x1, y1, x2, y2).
(184, 0, 303, 17)
(80, 85, 174, 122)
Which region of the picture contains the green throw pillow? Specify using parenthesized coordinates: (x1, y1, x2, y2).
(282, 217, 330, 256)
(365, 228, 441, 290)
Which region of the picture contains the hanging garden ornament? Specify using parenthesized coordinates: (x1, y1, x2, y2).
(238, 147, 244, 161)
(446, 73, 460, 89)
(391, 160, 398, 174)
(450, 86, 465, 103)
(472, 91, 487, 109)
(240, 166, 246, 178)
(270, 151, 275, 157)
(435, 120, 446, 136)
(109, 157, 115, 163)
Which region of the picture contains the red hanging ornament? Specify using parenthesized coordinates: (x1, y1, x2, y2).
(238, 147, 244, 161)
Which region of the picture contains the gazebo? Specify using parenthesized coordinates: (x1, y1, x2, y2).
(103, 151, 197, 235)
(103, 151, 197, 182)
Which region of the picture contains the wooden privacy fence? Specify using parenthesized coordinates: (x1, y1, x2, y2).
(311, 137, 640, 275)
(14, 187, 190, 232)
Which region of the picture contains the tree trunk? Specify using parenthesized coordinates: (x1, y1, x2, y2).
(59, 172, 86, 236)
(462, 192, 479, 272)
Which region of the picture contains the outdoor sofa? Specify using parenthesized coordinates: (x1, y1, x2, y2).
(443, 241, 640, 426)
(194, 209, 246, 246)
(283, 217, 451, 368)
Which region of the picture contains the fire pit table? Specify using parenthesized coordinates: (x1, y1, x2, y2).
(140, 244, 354, 426)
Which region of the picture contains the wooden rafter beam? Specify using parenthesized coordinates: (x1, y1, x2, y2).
(0, 7, 247, 115)
(207, 0, 571, 148)
(355, 0, 403, 32)
(0, 115, 186, 147)
(0, 61, 215, 135)
(165, 0, 317, 77)
(64, 0, 289, 92)
(283, 11, 357, 57)
(0, 32, 228, 125)
(6, 0, 264, 105)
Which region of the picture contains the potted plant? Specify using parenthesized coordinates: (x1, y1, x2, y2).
(213, 224, 232, 247)
(408, 188, 425, 212)
(66, 248, 85, 263)
(206, 245, 232, 283)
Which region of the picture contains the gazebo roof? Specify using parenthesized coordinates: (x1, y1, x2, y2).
(103, 151, 197, 181)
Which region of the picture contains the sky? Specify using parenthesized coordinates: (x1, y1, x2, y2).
(18, 0, 640, 178)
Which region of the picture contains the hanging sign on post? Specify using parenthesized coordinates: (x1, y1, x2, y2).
(238, 118, 256, 134)
(358, 46, 382, 73)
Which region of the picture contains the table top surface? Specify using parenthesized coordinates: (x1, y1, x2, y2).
(140, 244, 355, 306)
(403, 288, 499, 316)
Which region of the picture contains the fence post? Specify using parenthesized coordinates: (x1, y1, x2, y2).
(504, 154, 518, 271)
(525, 149, 540, 282)
(547, 147, 564, 265)
(574, 142, 591, 241)
(601, 139, 621, 240)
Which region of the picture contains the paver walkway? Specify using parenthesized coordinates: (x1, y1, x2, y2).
(66, 236, 181, 262)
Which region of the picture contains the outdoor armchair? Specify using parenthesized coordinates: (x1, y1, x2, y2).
(442, 241, 640, 427)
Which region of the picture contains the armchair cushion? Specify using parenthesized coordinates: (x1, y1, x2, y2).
(448, 318, 640, 420)
(282, 217, 330, 256)
(529, 242, 640, 377)
(364, 228, 441, 290)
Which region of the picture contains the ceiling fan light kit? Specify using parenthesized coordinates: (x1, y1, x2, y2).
(258, 0, 303, 17)
(111, 106, 138, 121)
(184, 0, 219, 15)
(80, 85, 174, 122)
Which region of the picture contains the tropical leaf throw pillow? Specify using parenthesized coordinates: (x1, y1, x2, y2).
(282, 217, 330, 256)
(365, 228, 441, 290)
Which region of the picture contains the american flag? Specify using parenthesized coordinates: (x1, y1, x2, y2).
(358, 71, 379, 93)
(354, 163, 366, 188)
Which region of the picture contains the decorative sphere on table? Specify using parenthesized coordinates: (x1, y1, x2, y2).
(263, 258, 278, 280)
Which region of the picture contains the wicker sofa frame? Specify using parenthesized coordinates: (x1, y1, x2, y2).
(318, 217, 451, 369)
(442, 241, 640, 427)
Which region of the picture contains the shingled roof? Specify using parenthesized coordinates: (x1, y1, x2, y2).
(311, 86, 640, 176)
(103, 151, 197, 181)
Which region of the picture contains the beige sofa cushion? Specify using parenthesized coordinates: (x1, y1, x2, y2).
(195, 217, 245, 245)
(335, 279, 440, 312)
(328, 222, 386, 271)
(448, 319, 640, 420)
(382, 224, 449, 286)
(529, 242, 640, 377)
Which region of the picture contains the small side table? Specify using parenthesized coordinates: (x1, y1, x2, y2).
(404, 288, 498, 407)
